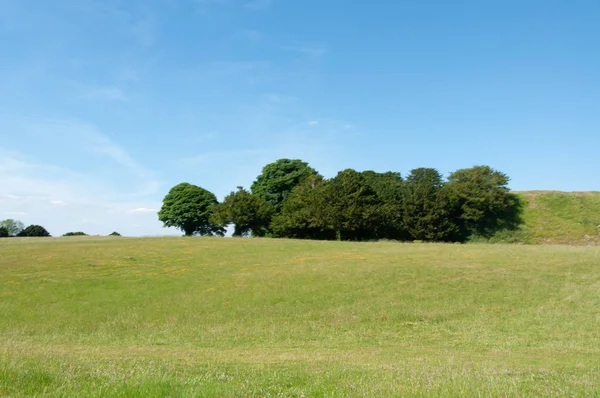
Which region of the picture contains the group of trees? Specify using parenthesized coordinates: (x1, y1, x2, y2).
(62, 231, 121, 237)
(158, 159, 522, 243)
(0, 219, 51, 237)
(0, 221, 123, 238)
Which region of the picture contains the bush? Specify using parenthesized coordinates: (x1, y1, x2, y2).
(109, 232, 121, 236)
(63, 232, 88, 237)
(18, 225, 51, 237)
(469, 227, 532, 245)
(0, 227, 8, 238)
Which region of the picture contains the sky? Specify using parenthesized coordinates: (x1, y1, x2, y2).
(1, 0, 599, 237)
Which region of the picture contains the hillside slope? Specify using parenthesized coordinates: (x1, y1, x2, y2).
(516, 191, 600, 245)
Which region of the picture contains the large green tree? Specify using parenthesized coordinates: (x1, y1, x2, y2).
(271, 175, 333, 240)
(0, 219, 25, 237)
(17, 225, 51, 237)
(211, 187, 275, 237)
(445, 165, 522, 240)
(320, 169, 383, 241)
(251, 159, 319, 211)
(361, 170, 407, 240)
(402, 168, 459, 242)
(158, 183, 224, 236)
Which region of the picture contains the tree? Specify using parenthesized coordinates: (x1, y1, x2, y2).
(251, 159, 319, 211)
(18, 225, 51, 237)
(320, 169, 383, 241)
(109, 232, 121, 236)
(0, 227, 8, 238)
(0, 219, 25, 237)
(402, 168, 459, 242)
(361, 171, 407, 240)
(271, 175, 334, 240)
(211, 187, 275, 237)
(63, 232, 87, 236)
(444, 165, 522, 240)
(158, 183, 225, 236)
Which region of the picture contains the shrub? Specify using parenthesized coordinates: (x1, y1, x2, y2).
(109, 232, 121, 236)
(18, 225, 51, 237)
(0, 227, 8, 238)
(469, 227, 532, 245)
(63, 232, 88, 237)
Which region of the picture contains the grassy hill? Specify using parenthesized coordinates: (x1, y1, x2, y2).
(1, 237, 600, 396)
(514, 191, 600, 245)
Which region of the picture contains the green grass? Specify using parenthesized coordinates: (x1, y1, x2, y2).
(515, 191, 600, 245)
(2, 237, 600, 396)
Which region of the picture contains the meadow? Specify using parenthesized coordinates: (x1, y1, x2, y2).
(517, 191, 600, 245)
(1, 237, 600, 396)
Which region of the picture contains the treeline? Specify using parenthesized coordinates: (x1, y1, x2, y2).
(158, 159, 522, 242)
(0, 219, 121, 238)
(0, 219, 50, 237)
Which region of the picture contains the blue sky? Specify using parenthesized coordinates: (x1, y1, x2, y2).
(1, 0, 599, 236)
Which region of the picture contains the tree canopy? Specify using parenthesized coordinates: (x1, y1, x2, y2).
(402, 168, 458, 242)
(157, 159, 522, 243)
(158, 183, 224, 236)
(0, 219, 25, 237)
(251, 159, 319, 211)
(0, 227, 8, 238)
(211, 187, 275, 237)
(445, 165, 522, 240)
(18, 225, 51, 237)
(63, 232, 87, 237)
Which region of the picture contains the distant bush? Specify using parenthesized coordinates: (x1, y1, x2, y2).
(63, 232, 88, 237)
(469, 227, 532, 245)
(109, 232, 121, 236)
(0, 227, 8, 238)
(18, 225, 51, 237)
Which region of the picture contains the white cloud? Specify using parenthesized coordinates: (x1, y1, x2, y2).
(1, 193, 25, 200)
(0, 119, 170, 237)
(308, 120, 319, 126)
(20, 119, 161, 196)
(128, 207, 158, 214)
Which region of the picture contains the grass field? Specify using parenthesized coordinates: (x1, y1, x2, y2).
(516, 191, 600, 245)
(1, 237, 600, 396)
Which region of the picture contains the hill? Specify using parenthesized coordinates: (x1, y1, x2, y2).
(1, 237, 600, 395)
(514, 191, 600, 245)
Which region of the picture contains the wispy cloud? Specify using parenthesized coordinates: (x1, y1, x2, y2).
(84, 87, 128, 101)
(128, 207, 158, 214)
(241, 29, 263, 43)
(193, 0, 229, 13)
(66, 0, 158, 47)
(245, 0, 273, 10)
(281, 45, 328, 57)
(0, 118, 168, 236)
(308, 120, 319, 126)
(5, 211, 27, 216)
(130, 16, 156, 47)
